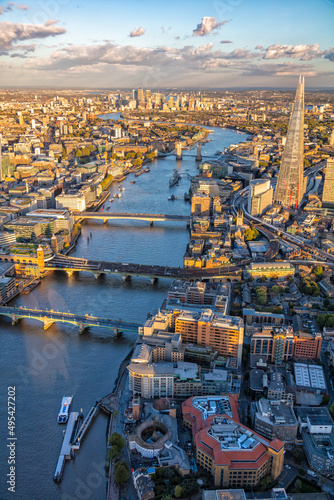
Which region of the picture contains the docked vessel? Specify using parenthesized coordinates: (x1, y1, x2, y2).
(169, 169, 181, 187)
(144, 168, 150, 173)
(58, 396, 73, 424)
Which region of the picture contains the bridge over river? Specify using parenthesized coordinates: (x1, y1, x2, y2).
(0, 305, 141, 335)
(73, 211, 190, 225)
(45, 255, 244, 281)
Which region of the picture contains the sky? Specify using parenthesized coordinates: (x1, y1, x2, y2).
(0, 0, 333, 88)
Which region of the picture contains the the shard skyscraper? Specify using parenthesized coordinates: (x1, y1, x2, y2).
(274, 76, 305, 209)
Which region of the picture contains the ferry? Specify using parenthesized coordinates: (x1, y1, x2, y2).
(58, 396, 73, 424)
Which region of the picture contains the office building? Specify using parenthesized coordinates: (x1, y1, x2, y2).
(167, 280, 230, 313)
(250, 327, 294, 364)
(250, 327, 322, 362)
(191, 193, 211, 216)
(293, 331, 322, 359)
(251, 398, 298, 445)
(248, 179, 273, 216)
(244, 262, 294, 280)
(194, 414, 284, 488)
(322, 158, 334, 207)
(182, 395, 239, 434)
(274, 77, 306, 209)
(175, 310, 244, 365)
(296, 407, 334, 474)
(294, 362, 327, 405)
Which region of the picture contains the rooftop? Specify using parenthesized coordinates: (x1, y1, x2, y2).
(192, 396, 234, 421)
(294, 362, 327, 390)
(256, 399, 297, 426)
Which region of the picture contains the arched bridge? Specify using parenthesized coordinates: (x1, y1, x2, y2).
(0, 305, 141, 335)
(73, 212, 190, 224)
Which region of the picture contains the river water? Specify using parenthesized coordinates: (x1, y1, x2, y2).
(0, 116, 248, 500)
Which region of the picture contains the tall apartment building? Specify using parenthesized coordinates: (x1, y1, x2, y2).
(175, 310, 244, 365)
(322, 158, 334, 207)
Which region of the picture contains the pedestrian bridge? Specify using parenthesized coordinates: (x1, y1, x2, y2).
(0, 305, 141, 335)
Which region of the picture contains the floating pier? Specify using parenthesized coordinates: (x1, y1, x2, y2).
(53, 412, 80, 482)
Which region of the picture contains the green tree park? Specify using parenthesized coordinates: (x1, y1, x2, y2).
(244, 227, 260, 241)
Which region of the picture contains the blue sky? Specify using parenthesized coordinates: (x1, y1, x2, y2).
(0, 0, 333, 87)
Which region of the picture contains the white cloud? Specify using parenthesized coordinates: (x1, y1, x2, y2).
(129, 27, 145, 38)
(262, 43, 326, 61)
(0, 20, 66, 50)
(193, 17, 227, 37)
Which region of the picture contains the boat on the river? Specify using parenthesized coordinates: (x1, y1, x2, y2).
(168, 194, 175, 201)
(144, 168, 150, 173)
(58, 396, 73, 424)
(169, 169, 181, 187)
(22, 280, 41, 294)
(130, 180, 135, 184)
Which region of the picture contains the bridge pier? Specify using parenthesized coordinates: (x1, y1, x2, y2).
(150, 221, 154, 227)
(121, 275, 130, 282)
(113, 326, 121, 338)
(43, 317, 55, 330)
(79, 321, 87, 334)
(66, 270, 74, 277)
(93, 273, 101, 279)
(150, 277, 157, 285)
(11, 313, 19, 325)
(103, 219, 108, 224)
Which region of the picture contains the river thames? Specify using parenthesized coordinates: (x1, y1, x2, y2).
(0, 120, 248, 500)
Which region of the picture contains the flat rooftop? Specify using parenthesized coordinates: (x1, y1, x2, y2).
(257, 399, 297, 426)
(192, 396, 234, 421)
(208, 416, 260, 452)
(294, 363, 327, 390)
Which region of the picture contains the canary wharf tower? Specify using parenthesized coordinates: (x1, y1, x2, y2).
(274, 76, 306, 209)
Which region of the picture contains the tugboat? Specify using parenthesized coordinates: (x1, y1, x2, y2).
(168, 194, 176, 201)
(169, 169, 181, 187)
(184, 192, 191, 202)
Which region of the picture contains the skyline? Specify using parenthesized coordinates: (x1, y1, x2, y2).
(0, 0, 333, 88)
